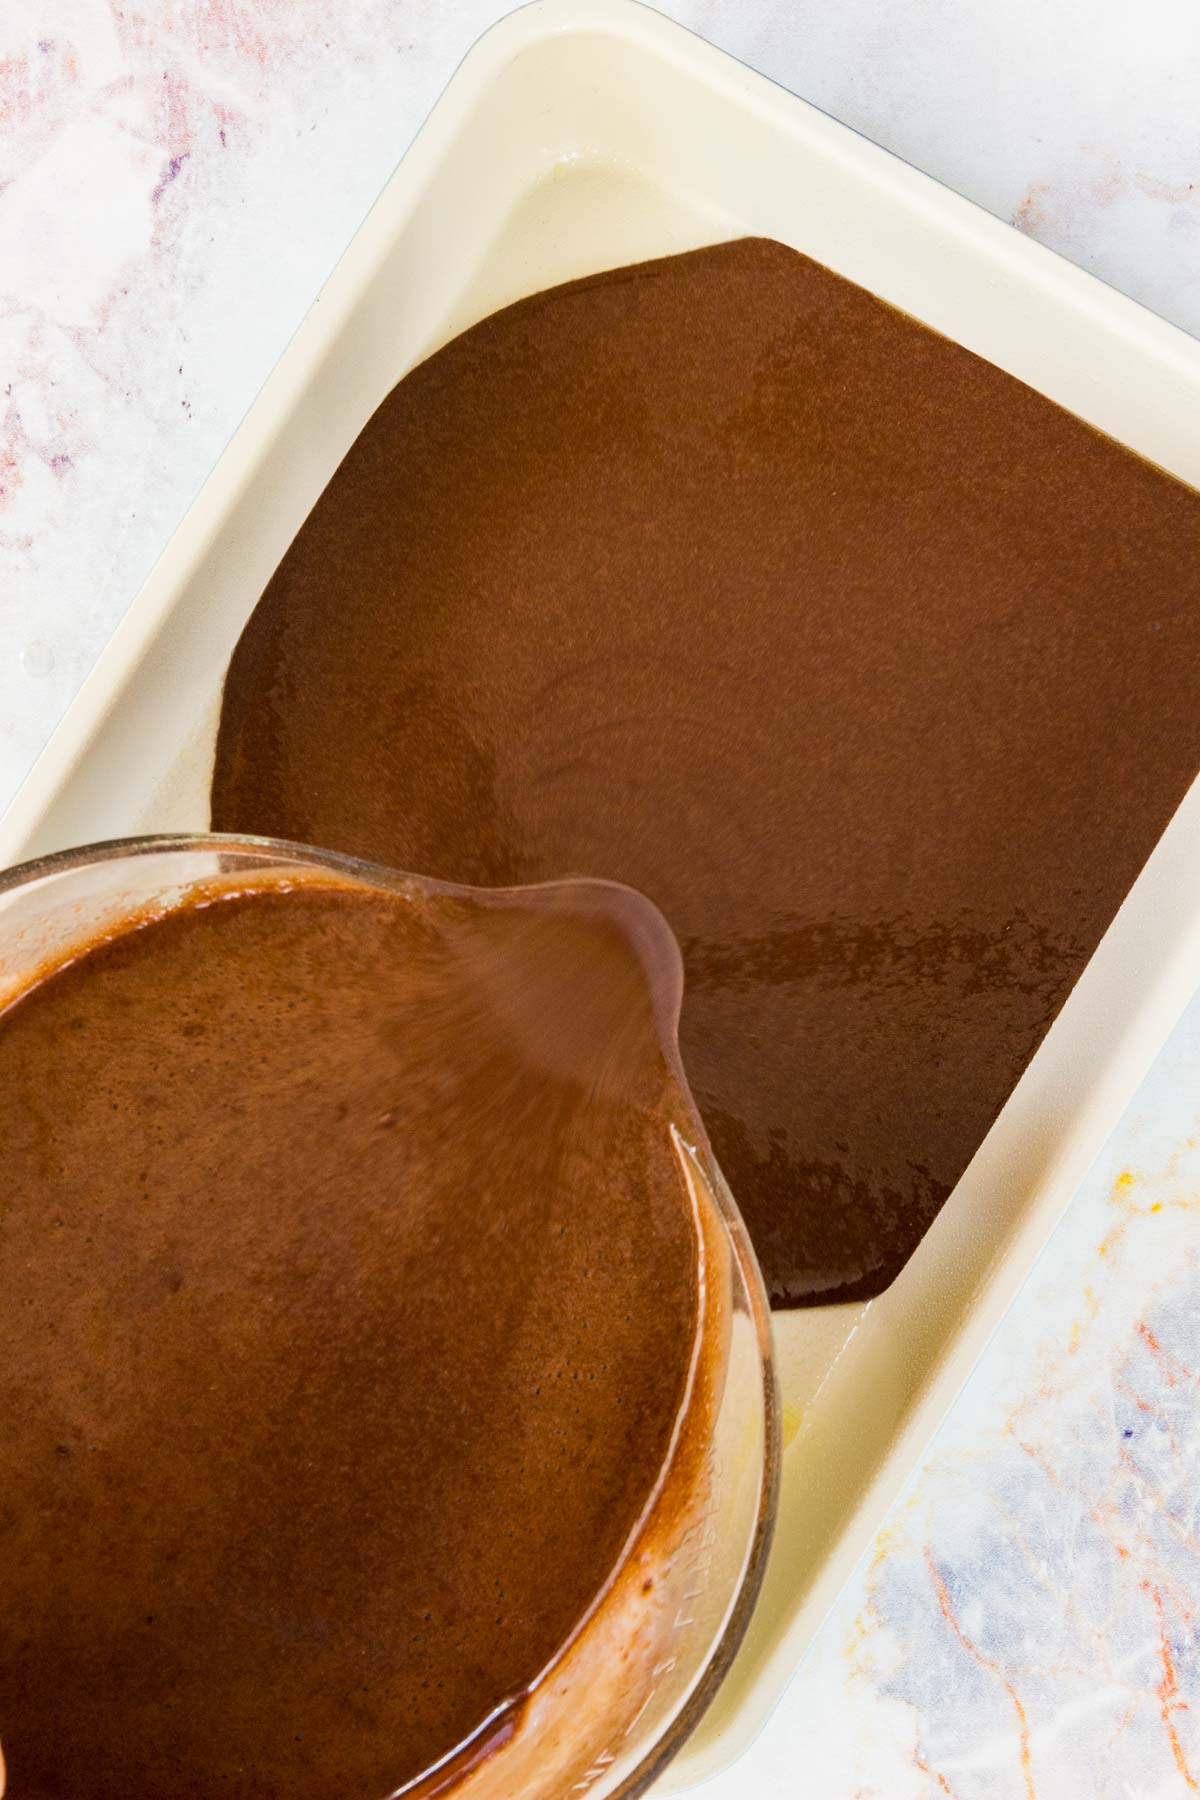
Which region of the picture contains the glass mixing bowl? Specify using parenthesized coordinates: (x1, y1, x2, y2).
(0, 833, 779, 1800)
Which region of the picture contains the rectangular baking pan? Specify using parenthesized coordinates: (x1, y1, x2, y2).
(5, 1, 1200, 1785)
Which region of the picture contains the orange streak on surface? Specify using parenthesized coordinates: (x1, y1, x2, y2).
(1011, 1434, 1064, 1489)
(914, 1744, 956, 1795)
(1147, 1582, 1198, 1790)
(1137, 1321, 1200, 1389)
(926, 1548, 1036, 1799)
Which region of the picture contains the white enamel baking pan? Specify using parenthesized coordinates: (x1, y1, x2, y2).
(5, 0, 1200, 1786)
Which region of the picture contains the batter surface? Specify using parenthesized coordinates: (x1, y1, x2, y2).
(0, 876, 699, 1797)
(212, 237, 1200, 1303)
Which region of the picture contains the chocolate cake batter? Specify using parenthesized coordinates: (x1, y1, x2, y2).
(211, 236, 1200, 1305)
(0, 876, 701, 1798)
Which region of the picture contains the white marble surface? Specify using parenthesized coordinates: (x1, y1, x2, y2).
(5, 2, 1200, 1794)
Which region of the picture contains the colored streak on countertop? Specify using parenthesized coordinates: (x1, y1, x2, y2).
(5, 2, 1200, 1795)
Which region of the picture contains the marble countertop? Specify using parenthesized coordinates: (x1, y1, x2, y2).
(6, 2, 1200, 1793)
